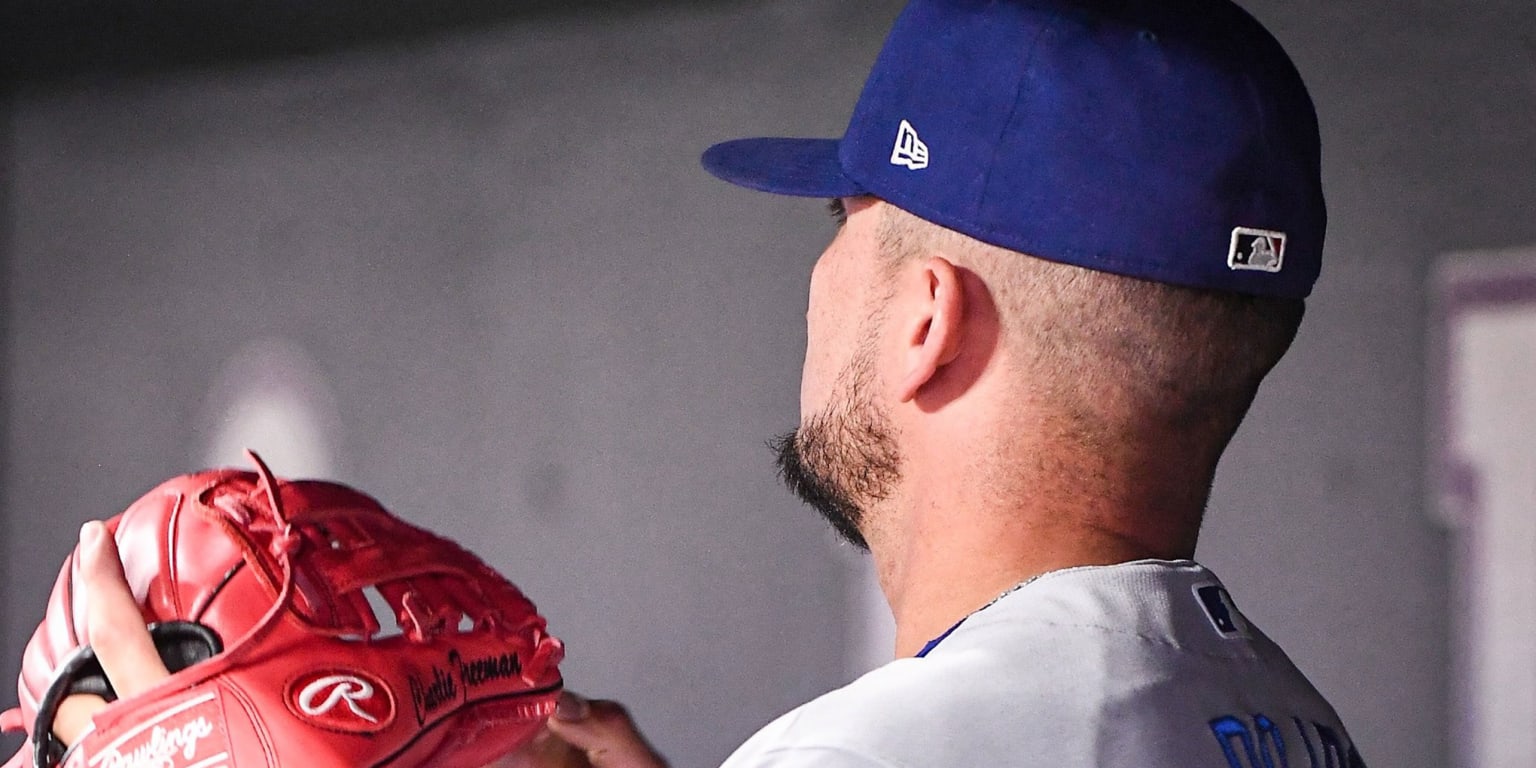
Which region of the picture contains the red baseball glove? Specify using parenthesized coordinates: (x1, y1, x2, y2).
(0, 452, 564, 768)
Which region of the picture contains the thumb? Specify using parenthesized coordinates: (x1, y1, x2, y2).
(52, 521, 170, 745)
(78, 521, 170, 695)
(546, 692, 667, 768)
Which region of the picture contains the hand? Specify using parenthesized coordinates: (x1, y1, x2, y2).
(50, 522, 170, 745)
(498, 692, 667, 768)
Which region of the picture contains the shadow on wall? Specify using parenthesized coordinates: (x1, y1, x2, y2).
(1, 0, 730, 83)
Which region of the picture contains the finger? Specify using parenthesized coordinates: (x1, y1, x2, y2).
(546, 692, 668, 768)
(494, 726, 593, 768)
(51, 693, 108, 746)
(51, 521, 168, 746)
(78, 521, 170, 695)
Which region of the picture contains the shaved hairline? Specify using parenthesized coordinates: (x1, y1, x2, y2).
(874, 202, 1305, 460)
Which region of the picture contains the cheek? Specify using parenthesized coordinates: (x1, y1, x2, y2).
(799, 297, 834, 419)
(799, 231, 878, 420)
(800, 259, 850, 420)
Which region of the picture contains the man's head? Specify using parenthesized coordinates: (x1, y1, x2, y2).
(704, 0, 1324, 553)
(771, 198, 1304, 551)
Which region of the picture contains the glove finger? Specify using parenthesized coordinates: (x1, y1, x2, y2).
(78, 521, 171, 696)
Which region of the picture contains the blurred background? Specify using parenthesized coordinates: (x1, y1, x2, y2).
(1, 1, 1533, 766)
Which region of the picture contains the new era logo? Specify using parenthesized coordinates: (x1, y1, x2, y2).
(890, 120, 929, 170)
(1228, 227, 1286, 273)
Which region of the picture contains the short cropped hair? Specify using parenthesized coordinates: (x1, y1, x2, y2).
(876, 204, 1305, 455)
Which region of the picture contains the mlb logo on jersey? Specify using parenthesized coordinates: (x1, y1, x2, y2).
(1194, 583, 1250, 639)
(1228, 227, 1287, 273)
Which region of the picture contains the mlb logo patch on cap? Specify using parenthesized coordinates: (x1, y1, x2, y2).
(1228, 228, 1287, 273)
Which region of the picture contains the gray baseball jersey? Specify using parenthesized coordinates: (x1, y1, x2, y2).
(719, 560, 1363, 768)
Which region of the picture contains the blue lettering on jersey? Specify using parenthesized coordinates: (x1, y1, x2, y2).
(1211, 716, 1264, 768)
(1210, 714, 1367, 768)
(1255, 715, 1287, 768)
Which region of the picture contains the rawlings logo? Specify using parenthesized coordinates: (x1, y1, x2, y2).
(299, 675, 380, 722)
(287, 670, 396, 733)
(95, 718, 213, 768)
(88, 693, 229, 768)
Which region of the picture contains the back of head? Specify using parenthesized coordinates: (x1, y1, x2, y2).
(704, 0, 1324, 489)
(876, 205, 1305, 468)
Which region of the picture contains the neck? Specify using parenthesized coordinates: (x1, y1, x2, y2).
(869, 421, 1206, 658)
(875, 508, 1167, 658)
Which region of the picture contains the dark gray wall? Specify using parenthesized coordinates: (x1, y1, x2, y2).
(0, 5, 888, 765)
(2, 1, 1532, 766)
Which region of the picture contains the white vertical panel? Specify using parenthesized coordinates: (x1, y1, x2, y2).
(1451, 309, 1536, 768)
(1436, 247, 1536, 768)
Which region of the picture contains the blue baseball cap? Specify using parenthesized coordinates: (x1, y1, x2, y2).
(702, 0, 1326, 299)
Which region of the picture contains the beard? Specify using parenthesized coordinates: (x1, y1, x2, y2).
(772, 343, 902, 551)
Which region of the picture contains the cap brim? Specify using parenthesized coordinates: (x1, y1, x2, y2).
(701, 138, 868, 198)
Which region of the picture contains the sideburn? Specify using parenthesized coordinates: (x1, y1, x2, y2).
(772, 341, 902, 551)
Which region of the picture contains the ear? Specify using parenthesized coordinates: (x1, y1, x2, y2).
(895, 256, 965, 403)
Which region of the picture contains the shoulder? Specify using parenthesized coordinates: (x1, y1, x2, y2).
(718, 655, 1021, 768)
(719, 560, 1361, 768)
(720, 586, 1138, 768)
